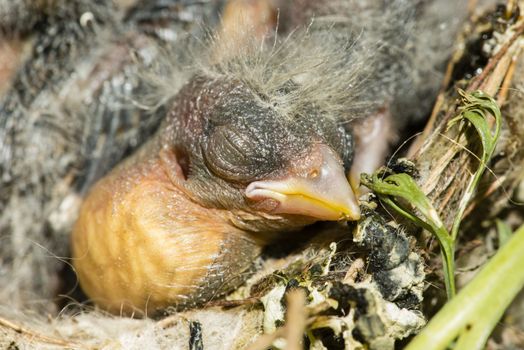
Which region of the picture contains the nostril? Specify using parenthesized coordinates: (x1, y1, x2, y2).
(308, 169, 319, 179)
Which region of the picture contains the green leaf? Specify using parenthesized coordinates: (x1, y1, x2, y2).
(360, 172, 455, 298)
(361, 173, 443, 231)
(447, 90, 501, 241)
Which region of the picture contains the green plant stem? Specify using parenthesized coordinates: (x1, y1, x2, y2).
(388, 195, 456, 298)
(450, 177, 476, 242)
(449, 154, 494, 242)
(406, 223, 524, 350)
(440, 238, 456, 299)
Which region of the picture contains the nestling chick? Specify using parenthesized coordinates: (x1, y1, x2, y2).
(72, 74, 359, 313)
(0, 0, 464, 312)
(70, 0, 465, 314)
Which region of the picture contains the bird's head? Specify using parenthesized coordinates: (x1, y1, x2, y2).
(158, 75, 360, 232)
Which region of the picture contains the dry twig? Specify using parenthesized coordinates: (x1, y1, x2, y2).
(0, 316, 78, 348)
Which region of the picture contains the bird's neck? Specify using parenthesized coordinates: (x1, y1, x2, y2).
(223, 208, 317, 244)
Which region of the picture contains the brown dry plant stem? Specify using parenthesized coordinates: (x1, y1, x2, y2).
(373, 3, 524, 302)
(0, 316, 77, 348)
(410, 18, 524, 230)
(247, 289, 307, 350)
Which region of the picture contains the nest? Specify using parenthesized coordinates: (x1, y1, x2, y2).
(1, 0, 524, 349)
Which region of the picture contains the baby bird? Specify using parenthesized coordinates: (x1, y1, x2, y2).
(72, 76, 359, 313)
(0, 0, 466, 314)
(72, 0, 466, 314)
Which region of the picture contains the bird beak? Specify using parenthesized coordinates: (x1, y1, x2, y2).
(245, 145, 360, 221)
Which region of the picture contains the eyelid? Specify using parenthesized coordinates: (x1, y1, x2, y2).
(222, 128, 250, 160)
(203, 126, 264, 182)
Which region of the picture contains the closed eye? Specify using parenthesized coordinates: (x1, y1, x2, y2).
(203, 126, 270, 183)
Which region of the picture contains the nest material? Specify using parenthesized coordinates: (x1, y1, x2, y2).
(1, 0, 524, 349)
(0, 218, 427, 349)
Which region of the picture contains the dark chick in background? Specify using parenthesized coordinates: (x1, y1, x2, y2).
(0, 0, 467, 314)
